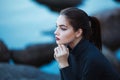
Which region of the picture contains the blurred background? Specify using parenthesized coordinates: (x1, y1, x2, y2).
(0, 0, 120, 80)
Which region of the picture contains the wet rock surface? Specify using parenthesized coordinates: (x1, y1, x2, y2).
(0, 40, 10, 62)
(11, 43, 57, 67)
(95, 8, 120, 51)
(34, 0, 83, 12)
(0, 63, 60, 80)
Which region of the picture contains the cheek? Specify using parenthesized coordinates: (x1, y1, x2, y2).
(64, 30, 75, 38)
(64, 33, 74, 39)
(61, 32, 75, 42)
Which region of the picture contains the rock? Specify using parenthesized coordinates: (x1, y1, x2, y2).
(34, 0, 83, 12)
(11, 43, 57, 67)
(114, 0, 120, 3)
(102, 45, 120, 73)
(94, 8, 120, 73)
(94, 8, 120, 51)
(0, 40, 10, 62)
(0, 63, 60, 80)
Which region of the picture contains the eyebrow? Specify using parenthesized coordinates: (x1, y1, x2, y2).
(57, 24, 68, 28)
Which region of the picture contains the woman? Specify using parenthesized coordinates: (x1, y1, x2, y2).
(54, 7, 120, 80)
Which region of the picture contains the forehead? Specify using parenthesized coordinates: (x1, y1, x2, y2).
(56, 15, 70, 26)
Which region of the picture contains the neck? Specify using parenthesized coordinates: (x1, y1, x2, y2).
(69, 37, 82, 49)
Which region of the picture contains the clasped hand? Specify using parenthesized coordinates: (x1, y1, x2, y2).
(54, 44, 69, 68)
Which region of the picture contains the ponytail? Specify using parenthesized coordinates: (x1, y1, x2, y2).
(88, 16, 102, 50)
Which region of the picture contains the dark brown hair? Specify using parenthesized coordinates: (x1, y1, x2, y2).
(60, 7, 102, 50)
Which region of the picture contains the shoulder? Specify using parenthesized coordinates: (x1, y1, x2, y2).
(81, 42, 108, 66)
(84, 43, 114, 70)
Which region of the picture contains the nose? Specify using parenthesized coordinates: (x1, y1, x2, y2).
(54, 29, 57, 35)
(54, 28, 59, 35)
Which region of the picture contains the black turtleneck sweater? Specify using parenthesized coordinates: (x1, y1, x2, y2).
(60, 39, 120, 80)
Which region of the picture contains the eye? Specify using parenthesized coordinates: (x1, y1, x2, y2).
(61, 27, 67, 31)
(60, 26, 67, 31)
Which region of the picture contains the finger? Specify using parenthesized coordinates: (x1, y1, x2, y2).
(58, 45, 63, 52)
(54, 48, 57, 54)
(61, 45, 68, 52)
(54, 53, 56, 58)
(54, 48, 57, 58)
(66, 48, 69, 54)
(54, 47, 60, 57)
(56, 47, 60, 54)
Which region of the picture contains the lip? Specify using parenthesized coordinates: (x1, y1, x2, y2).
(56, 37, 60, 40)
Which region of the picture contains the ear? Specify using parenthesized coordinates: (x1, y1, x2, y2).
(75, 28, 83, 38)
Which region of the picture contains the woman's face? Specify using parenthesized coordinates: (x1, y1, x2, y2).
(54, 15, 79, 45)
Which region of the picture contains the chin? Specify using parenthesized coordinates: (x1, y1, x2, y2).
(56, 42, 62, 45)
(56, 41, 67, 45)
(56, 41, 62, 45)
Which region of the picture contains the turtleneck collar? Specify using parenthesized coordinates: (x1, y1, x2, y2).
(68, 38, 90, 57)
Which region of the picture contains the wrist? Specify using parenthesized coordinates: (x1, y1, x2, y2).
(59, 62, 69, 68)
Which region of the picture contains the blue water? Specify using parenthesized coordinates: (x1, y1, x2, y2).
(115, 49, 120, 61)
(0, 0, 120, 74)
